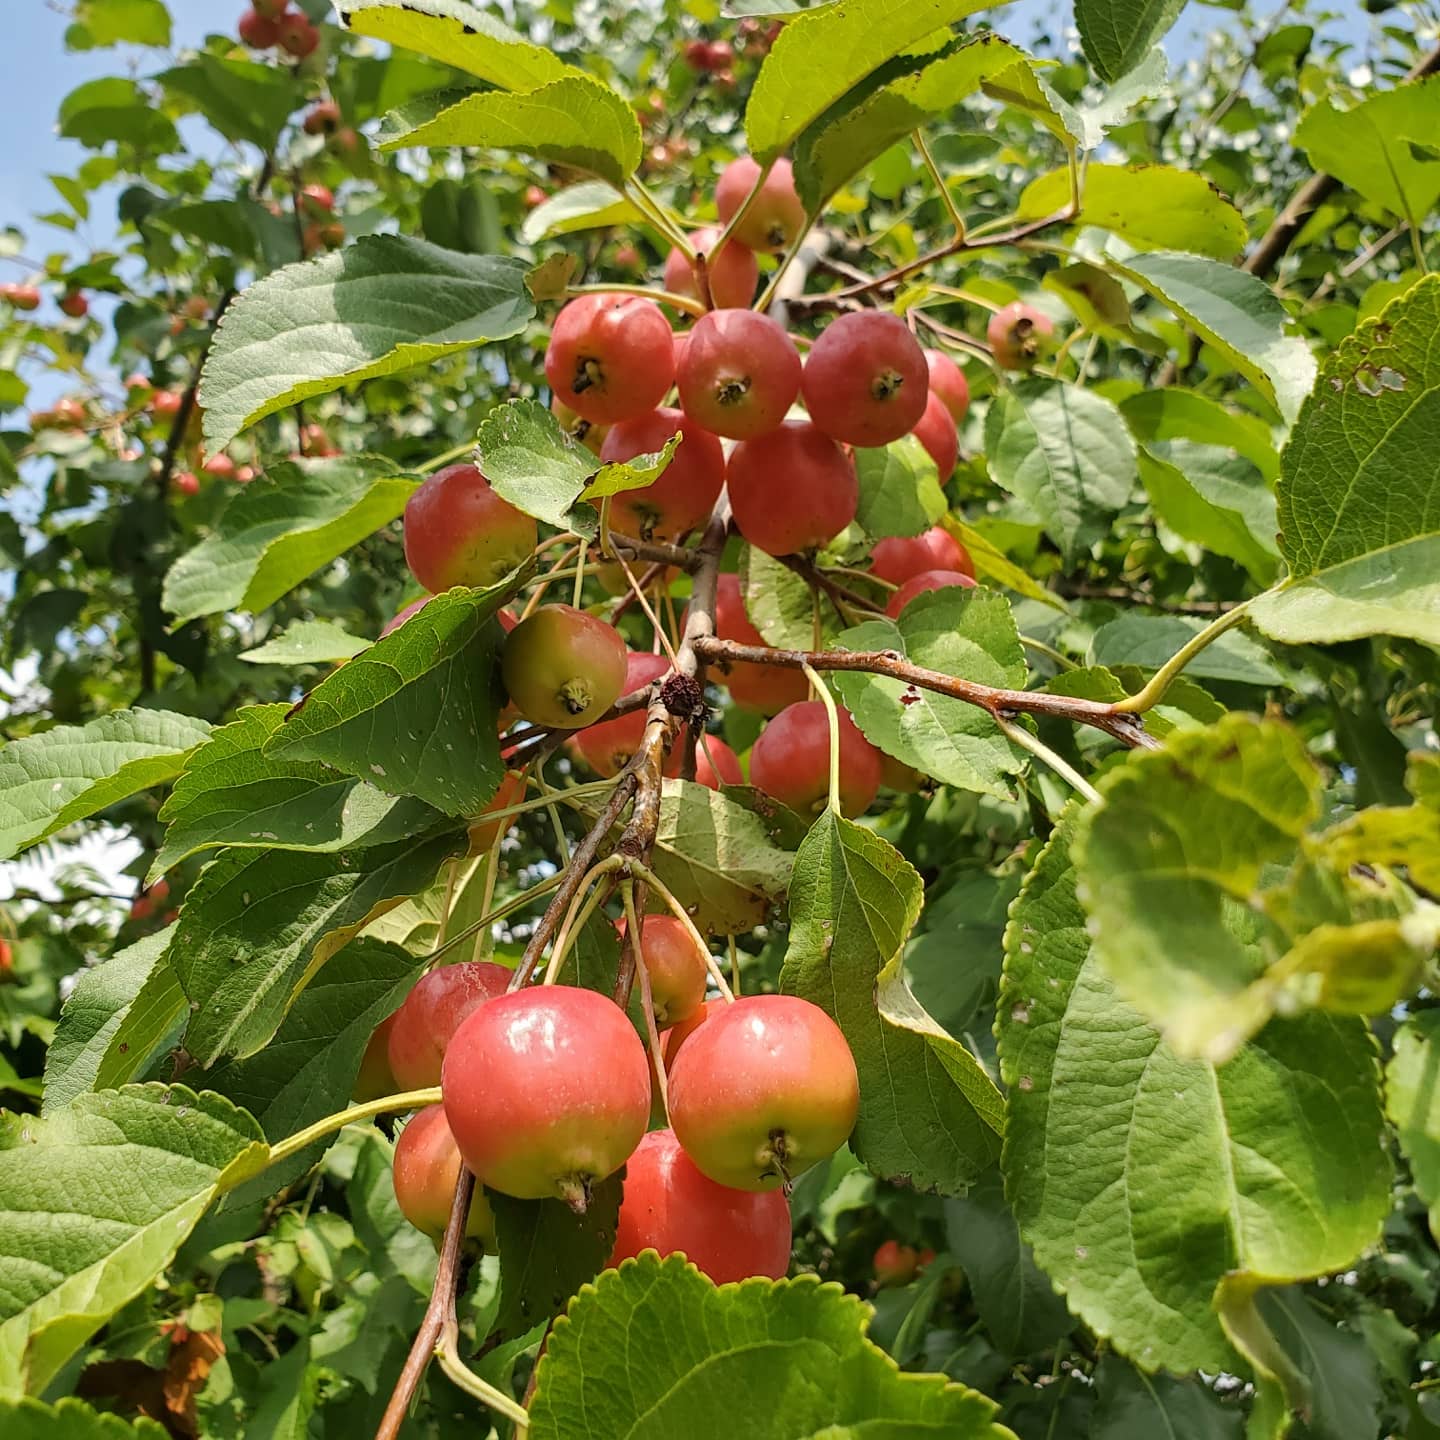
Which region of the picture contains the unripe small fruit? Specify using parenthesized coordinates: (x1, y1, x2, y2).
(393, 1105, 497, 1246)
(570, 651, 670, 778)
(610, 1128, 791, 1283)
(59, 292, 88, 319)
(388, 961, 512, 1089)
(599, 407, 725, 540)
(727, 420, 856, 557)
(885, 567, 976, 619)
(619, 914, 709, 1026)
(403, 462, 537, 593)
(502, 604, 627, 729)
(923, 348, 969, 423)
(664, 731, 743, 789)
(668, 994, 859, 1191)
(869, 526, 973, 587)
(711, 572, 809, 715)
(910, 390, 958, 479)
(613, 243, 642, 271)
(715, 156, 805, 253)
(353, 1013, 399, 1101)
(277, 10, 320, 57)
(545, 294, 674, 426)
(677, 309, 800, 441)
(873, 1239, 920, 1286)
(238, 7, 280, 47)
(987, 302, 1054, 370)
(662, 225, 758, 310)
(802, 311, 928, 448)
(749, 699, 882, 818)
(442, 985, 651, 1208)
(303, 99, 342, 135)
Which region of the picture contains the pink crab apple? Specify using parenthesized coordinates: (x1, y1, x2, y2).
(662, 225, 759, 310)
(617, 914, 709, 1026)
(869, 526, 974, 587)
(748, 699, 882, 818)
(664, 732, 744, 789)
(667, 994, 860, 1191)
(987, 302, 1054, 370)
(610, 1128, 791, 1283)
(403, 462, 537, 593)
(676, 309, 801, 440)
(910, 390, 959, 479)
(277, 10, 319, 57)
(874, 1239, 920, 1286)
(544, 294, 675, 426)
(570, 651, 670, 779)
(802, 311, 929, 448)
(442, 985, 650, 1209)
(502, 604, 628, 729)
(924, 348, 969, 423)
(710, 573, 810, 714)
(238, 7, 280, 46)
(885, 568, 976, 619)
(599, 407, 726, 539)
(0, 283, 41, 311)
(387, 960, 512, 1090)
(303, 99, 342, 135)
(727, 420, 857, 556)
(715, 156, 806, 253)
(393, 1105, 497, 1246)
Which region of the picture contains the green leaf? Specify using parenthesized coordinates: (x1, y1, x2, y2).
(0, 1085, 267, 1397)
(781, 811, 1003, 1194)
(1294, 80, 1440, 227)
(263, 586, 512, 817)
(42, 932, 173, 1115)
(981, 60, 1085, 149)
(520, 181, 641, 244)
(57, 78, 178, 151)
(157, 56, 300, 150)
(154, 705, 444, 876)
(1120, 388, 1280, 481)
(529, 1254, 1011, 1436)
(1090, 612, 1284, 687)
(379, 77, 643, 189)
(1139, 441, 1279, 584)
(1250, 275, 1440, 646)
(832, 588, 1028, 797)
(943, 1167, 1071, 1356)
(792, 34, 1026, 210)
(162, 457, 414, 627)
(475, 398, 601, 537)
(1075, 0, 1187, 83)
(1018, 164, 1247, 259)
(854, 435, 947, 539)
(171, 833, 461, 1065)
(999, 811, 1390, 1374)
(983, 379, 1138, 563)
(944, 517, 1068, 610)
(0, 1397, 168, 1438)
(238, 620, 372, 666)
(1386, 1010, 1440, 1231)
(1109, 251, 1317, 424)
(490, 1176, 623, 1337)
(0, 708, 211, 860)
(200, 237, 534, 449)
(740, 545, 844, 652)
(744, 0, 1008, 164)
(65, 0, 172, 49)
(92, 946, 187, 1093)
(1091, 1355, 1242, 1440)
(337, 0, 574, 92)
(577, 433, 680, 505)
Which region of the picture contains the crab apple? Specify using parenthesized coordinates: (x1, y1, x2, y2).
(885, 567, 976, 618)
(299, 183, 334, 217)
(711, 573, 810, 714)
(801, 311, 928, 448)
(571, 651, 670, 778)
(59, 292, 88, 319)
(715, 156, 805, 254)
(523, 184, 546, 209)
(442, 985, 650, 1207)
(878, 750, 925, 793)
(545, 294, 674, 427)
(610, 1128, 791, 1283)
(668, 994, 859, 1191)
(238, 7, 280, 46)
(1, 283, 41, 311)
(298, 422, 336, 456)
(303, 99, 342, 135)
(303, 220, 343, 254)
(600, 407, 725, 540)
(388, 961, 512, 1090)
(728, 420, 857, 557)
(353, 1013, 398, 1101)
(683, 38, 712, 70)
(613, 244, 642, 271)
(987, 302, 1054, 370)
(664, 731, 744, 789)
(173, 471, 200, 496)
(619, 914, 709, 1026)
(150, 389, 183, 418)
(331, 125, 364, 160)
(662, 225, 758, 310)
(468, 768, 527, 853)
(869, 526, 973, 587)
(874, 1239, 920, 1286)
(705, 40, 735, 70)
(923, 348, 969, 423)
(393, 1106, 498, 1246)
(403, 462, 537, 593)
(502, 604, 627, 730)
(124, 372, 152, 396)
(750, 699, 882, 818)
(202, 452, 237, 480)
(551, 396, 610, 457)
(663, 995, 725, 1072)
(675, 309, 799, 441)
(910, 390, 959, 479)
(277, 10, 320, 57)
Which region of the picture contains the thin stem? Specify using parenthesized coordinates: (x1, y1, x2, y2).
(533, 758, 575, 861)
(623, 881, 669, 1117)
(1020, 634, 1078, 671)
(252, 1088, 443, 1177)
(804, 664, 843, 817)
(1112, 602, 1252, 713)
(433, 1342, 530, 1429)
(437, 857, 460, 951)
(996, 716, 1101, 804)
(571, 536, 588, 608)
(610, 543, 679, 662)
(472, 839, 502, 963)
(423, 872, 565, 964)
(564, 281, 706, 317)
(419, 439, 476, 474)
(914, 130, 965, 237)
(729, 935, 741, 996)
(543, 854, 625, 984)
(624, 858, 734, 1002)
(755, 213, 821, 312)
(622, 178, 693, 256)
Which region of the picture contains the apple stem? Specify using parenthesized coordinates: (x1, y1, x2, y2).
(803, 664, 843, 818)
(557, 1175, 592, 1215)
(623, 858, 733, 1002)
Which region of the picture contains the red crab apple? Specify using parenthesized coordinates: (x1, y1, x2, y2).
(715, 156, 805, 253)
(299, 183, 334, 217)
(664, 732, 744, 789)
(618, 914, 709, 1026)
(544, 293, 675, 426)
(442, 985, 650, 1208)
(924, 348, 969, 423)
(1, 283, 41, 311)
(403, 462, 537, 592)
(987, 302, 1054, 370)
(238, 7, 280, 47)
(802, 310, 928, 448)
(303, 99, 342, 135)
(150, 389, 183, 418)
(910, 390, 959, 479)
(502, 604, 627, 730)
(570, 651, 670, 778)
(662, 225, 758, 310)
(710, 572, 809, 715)
(667, 994, 859, 1191)
(388, 961, 512, 1089)
(874, 1239, 920, 1286)
(749, 699, 882, 818)
(59, 292, 88, 318)
(599, 407, 726, 540)
(676, 308, 800, 440)
(173, 471, 200, 496)
(885, 568, 976, 618)
(610, 1128, 792, 1283)
(869, 526, 974, 587)
(727, 420, 856, 557)
(393, 1105, 497, 1246)
(277, 10, 319, 57)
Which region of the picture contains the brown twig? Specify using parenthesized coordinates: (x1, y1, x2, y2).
(692, 637, 1159, 750)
